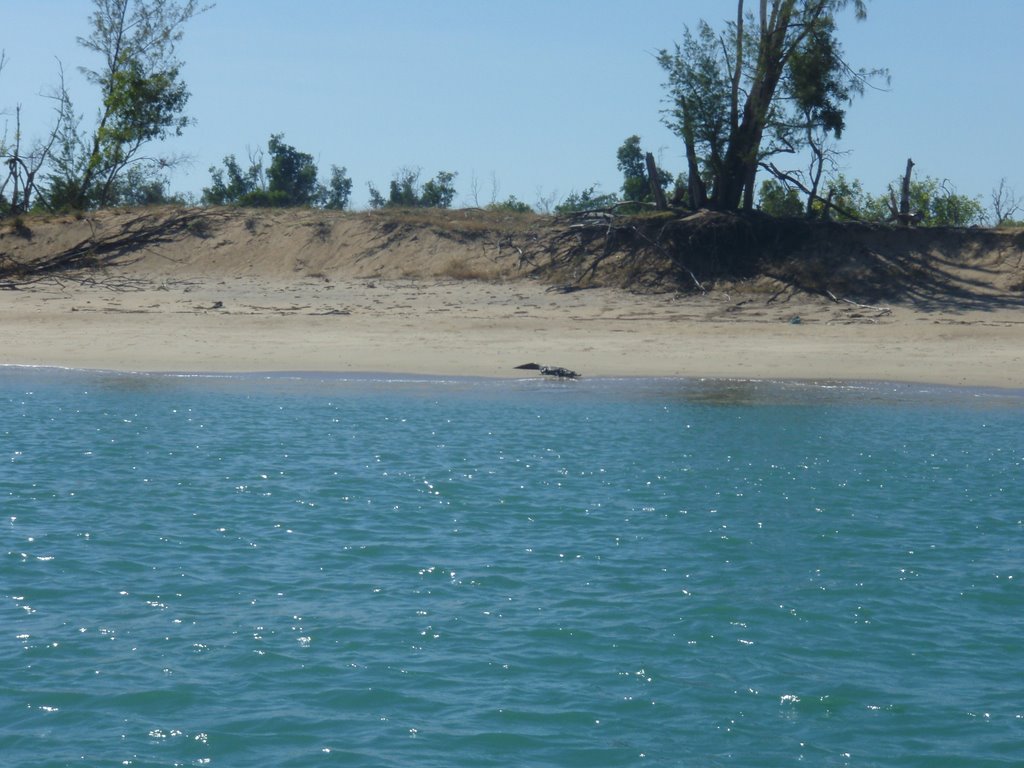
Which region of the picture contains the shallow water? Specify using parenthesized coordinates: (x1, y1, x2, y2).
(2, 368, 1022, 766)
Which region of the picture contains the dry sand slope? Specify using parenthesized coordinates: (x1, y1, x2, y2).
(1, 206, 1023, 388)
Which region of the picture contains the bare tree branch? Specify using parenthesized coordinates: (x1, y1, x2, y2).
(991, 178, 1022, 226)
(760, 161, 863, 221)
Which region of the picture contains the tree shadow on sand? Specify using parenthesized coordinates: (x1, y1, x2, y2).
(766, 222, 1024, 313)
(0, 208, 223, 284)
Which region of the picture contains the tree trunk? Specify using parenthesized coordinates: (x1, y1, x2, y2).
(73, 1, 130, 210)
(899, 158, 914, 220)
(717, 45, 785, 210)
(683, 130, 707, 209)
(713, 0, 833, 211)
(714, 2, 789, 210)
(645, 153, 668, 210)
(716, 117, 764, 210)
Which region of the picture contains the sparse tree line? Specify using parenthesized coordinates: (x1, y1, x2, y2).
(755, 170, 1021, 227)
(0, 0, 466, 217)
(577, 135, 1019, 228)
(1, 0, 1021, 228)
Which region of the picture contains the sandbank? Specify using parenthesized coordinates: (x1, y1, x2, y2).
(2, 208, 1022, 390)
(2, 273, 1021, 389)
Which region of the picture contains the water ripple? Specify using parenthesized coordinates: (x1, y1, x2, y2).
(2, 368, 1022, 766)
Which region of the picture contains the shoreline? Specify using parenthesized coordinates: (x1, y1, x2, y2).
(3, 208, 1023, 392)
(2, 274, 1023, 391)
(5, 364, 1024, 405)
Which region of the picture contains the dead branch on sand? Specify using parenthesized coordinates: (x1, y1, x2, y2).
(825, 289, 892, 315)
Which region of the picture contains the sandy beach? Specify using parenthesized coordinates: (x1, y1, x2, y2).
(2, 207, 1022, 389)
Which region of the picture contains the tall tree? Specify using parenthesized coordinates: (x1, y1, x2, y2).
(617, 135, 648, 202)
(69, 0, 206, 209)
(322, 165, 353, 210)
(659, 0, 878, 212)
(266, 134, 318, 206)
(419, 170, 458, 208)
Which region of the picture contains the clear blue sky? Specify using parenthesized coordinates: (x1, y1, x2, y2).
(3, 1, 1022, 212)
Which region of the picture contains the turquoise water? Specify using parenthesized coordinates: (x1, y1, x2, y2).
(2, 367, 1022, 767)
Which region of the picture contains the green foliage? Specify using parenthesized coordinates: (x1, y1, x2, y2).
(617, 135, 649, 202)
(100, 59, 190, 155)
(323, 165, 353, 210)
(6, 1, 203, 212)
(36, 177, 84, 213)
(554, 185, 618, 214)
(368, 168, 459, 209)
(104, 165, 183, 206)
(757, 179, 804, 217)
(367, 185, 387, 210)
(825, 175, 984, 227)
(658, 21, 729, 208)
(36, 86, 92, 212)
(658, 1, 880, 211)
(486, 195, 533, 213)
(906, 178, 984, 227)
(756, 169, 985, 227)
(385, 168, 421, 207)
(420, 171, 457, 208)
(202, 154, 263, 206)
(859, 191, 892, 223)
(234, 190, 293, 208)
(68, 0, 206, 209)
(202, 135, 352, 210)
(669, 173, 690, 206)
(616, 135, 673, 205)
(785, 15, 857, 140)
(822, 174, 870, 220)
(805, 172, 986, 227)
(266, 134, 318, 206)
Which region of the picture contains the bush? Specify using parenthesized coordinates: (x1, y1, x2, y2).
(758, 179, 805, 217)
(202, 134, 351, 209)
(554, 185, 618, 214)
(368, 168, 459, 209)
(487, 195, 532, 213)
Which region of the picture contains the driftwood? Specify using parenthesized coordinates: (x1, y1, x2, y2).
(824, 289, 892, 315)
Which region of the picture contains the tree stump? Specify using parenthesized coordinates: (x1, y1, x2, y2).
(645, 152, 668, 211)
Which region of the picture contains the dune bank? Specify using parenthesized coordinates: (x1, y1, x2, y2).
(2, 207, 1023, 388)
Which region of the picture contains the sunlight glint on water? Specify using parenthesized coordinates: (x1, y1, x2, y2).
(2, 368, 1022, 767)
